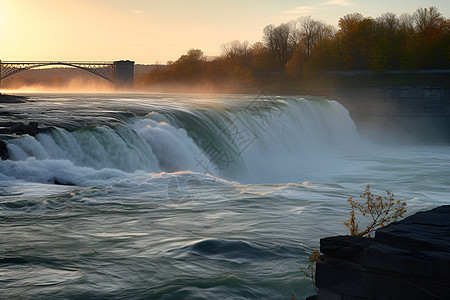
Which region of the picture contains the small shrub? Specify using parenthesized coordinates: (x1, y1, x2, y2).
(344, 184, 407, 237)
(300, 250, 321, 287)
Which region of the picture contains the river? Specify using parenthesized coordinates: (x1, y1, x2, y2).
(1, 93, 449, 299)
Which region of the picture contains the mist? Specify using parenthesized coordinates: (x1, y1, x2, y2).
(1, 67, 113, 93)
(133, 78, 250, 95)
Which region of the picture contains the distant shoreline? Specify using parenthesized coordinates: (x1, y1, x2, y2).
(134, 70, 450, 96)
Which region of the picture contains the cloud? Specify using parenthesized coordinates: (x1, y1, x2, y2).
(285, 6, 318, 15)
(284, 0, 353, 16)
(322, 0, 353, 6)
(132, 10, 144, 14)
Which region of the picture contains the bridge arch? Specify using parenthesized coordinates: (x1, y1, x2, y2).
(0, 60, 134, 91)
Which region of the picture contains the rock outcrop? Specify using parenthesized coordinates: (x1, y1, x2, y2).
(0, 121, 41, 136)
(0, 93, 28, 103)
(0, 140, 9, 160)
(315, 205, 450, 299)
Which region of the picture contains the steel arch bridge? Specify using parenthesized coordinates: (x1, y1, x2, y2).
(0, 60, 134, 90)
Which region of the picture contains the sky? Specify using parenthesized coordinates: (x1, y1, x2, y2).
(0, 0, 449, 65)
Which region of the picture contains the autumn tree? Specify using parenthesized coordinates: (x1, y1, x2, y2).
(295, 16, 334, 56)
(286, 16, 336, 76)
(285, 43, 308, 78)
(220, 40, 252, 72)
(413, 7, 449, 68)
(338, 13, 365, 69)
(136, 6, 449, 91)
(249, 41, 272, 72)
(338, 13, 383, 69)
(166, 49, 206, 82)
(371, 13, 400, 70)
(414, 6, 445, 38)
(395, 13, 418, 69)
(263, 23, 295, 70)
(217, 40, 254, 84)
(304, 34, 342, 72)
(221, 40, 250, 60)
(338, 12, 364, 34)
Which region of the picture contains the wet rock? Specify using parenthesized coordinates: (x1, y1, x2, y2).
(316, 205, 450, 299)
(0, 121, 41, 136)
(0, 140, 9, 160)
(52, 178, 75, 186)
(0, 121, 16, 127)
(375, 205, 450, 252)
(9, 122, 25, 132)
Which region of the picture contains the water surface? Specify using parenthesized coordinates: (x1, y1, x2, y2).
(1, 93, 449, 299)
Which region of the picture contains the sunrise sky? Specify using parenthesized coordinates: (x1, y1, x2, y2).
(0, 0, 449, 64)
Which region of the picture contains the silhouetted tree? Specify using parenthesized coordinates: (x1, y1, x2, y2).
(221, 40, 250, 59)
(286, 16, 336, 76)
(295, 16, 334, 56)
(414, 6, 445, 38)
(220, 40, 252, 73)
(263, 23, 295, 69)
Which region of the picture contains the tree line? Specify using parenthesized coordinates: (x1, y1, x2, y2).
(136, 7, 449, 90)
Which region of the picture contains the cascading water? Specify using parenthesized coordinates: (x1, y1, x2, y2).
(1, 97, 359, 184)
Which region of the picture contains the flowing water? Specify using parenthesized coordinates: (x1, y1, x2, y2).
(1, 93, 449, 299)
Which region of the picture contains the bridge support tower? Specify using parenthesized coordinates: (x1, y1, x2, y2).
(114, 60, 134, 91)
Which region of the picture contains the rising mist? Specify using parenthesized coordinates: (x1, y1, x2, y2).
(1, 67, 113, 93)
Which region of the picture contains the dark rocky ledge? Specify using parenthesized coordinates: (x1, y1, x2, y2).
(0, 93, 29, 103)
(315, 205, 450, 299)
(0, 140, 9, 160)
(0, 121, 41, 136)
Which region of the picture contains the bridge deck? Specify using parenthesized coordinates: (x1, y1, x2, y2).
(1, 61, 114, 65)
(0, 60, 134, 90)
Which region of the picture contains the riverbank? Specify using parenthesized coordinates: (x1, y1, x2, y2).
(331, 85, 450, 144)
(250, 70, 450, 96)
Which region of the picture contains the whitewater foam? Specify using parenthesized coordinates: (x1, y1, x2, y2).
(1, 97, 361, 184)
